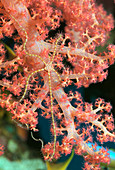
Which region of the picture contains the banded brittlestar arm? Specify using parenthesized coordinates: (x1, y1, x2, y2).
(19, 68, 46, 103)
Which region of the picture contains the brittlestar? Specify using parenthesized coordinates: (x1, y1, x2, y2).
(10, 14, 62, 161)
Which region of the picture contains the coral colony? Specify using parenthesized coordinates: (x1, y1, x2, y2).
(0, 0, 115, 169)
